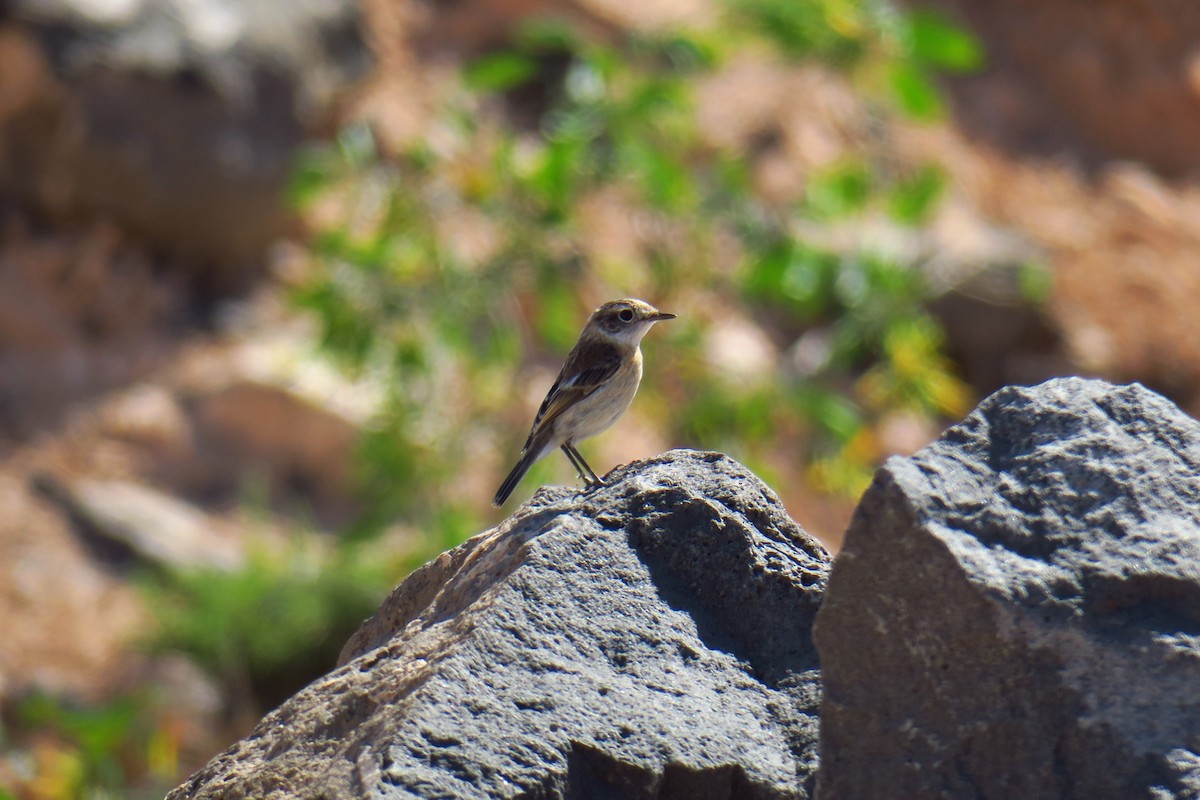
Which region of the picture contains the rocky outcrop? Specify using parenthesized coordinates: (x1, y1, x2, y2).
(31, 475, 243, 571)
(815, 377, 1200, 799)
(167, 450, 830, 799)
(0, 0, 369, 281)
(167, 377, 1200, 799)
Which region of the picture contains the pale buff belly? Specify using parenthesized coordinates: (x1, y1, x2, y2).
(554, 351, 642, 444)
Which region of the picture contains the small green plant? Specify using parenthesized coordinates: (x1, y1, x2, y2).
(141, 538, 396, 710)
(890, 8, 984, 118)
(727, 0, 983, 121)
(2, 690, 179, 800)
(729, 0, 895, 65)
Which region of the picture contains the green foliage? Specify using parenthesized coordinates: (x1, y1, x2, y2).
(744, 241, 935, 369)
(290, 2, 981, 526)
(17, 694, 138, 791)
(858, 315, 970, 417)
(141, 539, 395, 708)
(1018, 261, 1054, 304)
(463, 52, 540, 92)
(795, 385, 864, 444)
(885, 8, 984, 120)
(804, 161, 874, 221)
(729, 0, 894, 65)
(888, 164, 946, 224)
(887, 60, 945, 120)
(3, 690, 179, 800)
(743, 239, 837, 319)
(726, 0, 983, 124)
(905, 9, 985, 72)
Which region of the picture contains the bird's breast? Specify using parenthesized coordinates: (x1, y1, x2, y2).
(557, 348, 642, 442)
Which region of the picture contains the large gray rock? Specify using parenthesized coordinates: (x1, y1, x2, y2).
(814, 377, 1200, 799)
(168, 450, 830, 799)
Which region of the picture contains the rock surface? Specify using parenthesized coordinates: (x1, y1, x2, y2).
(168, 450, 830, 799)
(32, 475, 243, 571)
(814, 377, 1200, 799)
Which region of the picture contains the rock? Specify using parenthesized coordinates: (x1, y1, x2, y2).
(0, 0, 370, 285)
(168, 450, 830, 799)
(0, 472, 145, 700)
(177, 381, 363, 529)
(32, 475, 242, 571)
(814, 377, 1200, 799)
(0, 219, 181, 438)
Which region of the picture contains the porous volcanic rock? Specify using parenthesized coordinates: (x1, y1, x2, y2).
(168, 450, 830, 799)
(814, 377, 1200, 799)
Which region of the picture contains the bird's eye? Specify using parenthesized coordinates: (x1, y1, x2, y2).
(618, 308, 635, 323)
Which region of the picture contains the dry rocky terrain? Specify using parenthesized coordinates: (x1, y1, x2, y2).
(2, 0, 1200, 790)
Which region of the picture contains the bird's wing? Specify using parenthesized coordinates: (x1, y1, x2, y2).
(524, 339, 623, 449)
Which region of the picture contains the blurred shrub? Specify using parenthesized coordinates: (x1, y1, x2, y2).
(728, 0, 982, 120)
(1, 690, 179, 800)
(730, 0, 895, 65)
(141, 539, 396, 712)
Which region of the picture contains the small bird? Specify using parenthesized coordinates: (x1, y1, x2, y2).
(493, 298, 676, 506)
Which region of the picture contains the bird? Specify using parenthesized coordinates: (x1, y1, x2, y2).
(493, 298, 676, 506)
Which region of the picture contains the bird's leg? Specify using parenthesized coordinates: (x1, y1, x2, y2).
(559, 443, 587, 482)
(571, 445, 605, 487)
(560, 444, 594, 485)
(561, 443, 605, 487)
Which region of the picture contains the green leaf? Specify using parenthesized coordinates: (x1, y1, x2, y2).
(1018, 262, 1053, 304)
(526, 133, 590, 218)
(734, 387, 780, 442)
(805, 161, 873, 219)
(626, 141, 696, 211)
(734, 0, 870, 65)
(287, 147, 336, 210)
(781, 245, 839, 316)
(535, 280, 581, 351)
(796, 385, 863, 443)
(907, 10, 984, 73)
(888, 61, 944, 120)
(742, 239, 840, 319)
(640, 31, 722, 73)
(463, 52, 539, 92)
(60, 699, 139, 760)
(888, 164, 946, 224)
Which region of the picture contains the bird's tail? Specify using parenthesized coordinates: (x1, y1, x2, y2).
(493, 445, 542, 507)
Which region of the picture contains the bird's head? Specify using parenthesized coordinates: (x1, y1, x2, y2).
(587, 298, 676, 345)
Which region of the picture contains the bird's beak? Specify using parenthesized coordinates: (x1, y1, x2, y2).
(647, 311, 676, 322)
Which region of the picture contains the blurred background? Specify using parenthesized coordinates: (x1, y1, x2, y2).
(1, 0, 1199, 796)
